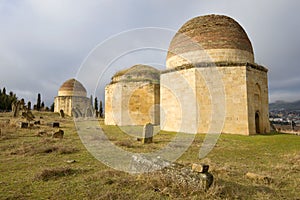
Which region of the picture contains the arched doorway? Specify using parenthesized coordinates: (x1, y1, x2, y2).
(255, 111, 260, 134)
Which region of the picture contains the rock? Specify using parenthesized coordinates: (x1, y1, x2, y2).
(52, 129, 64, 139)
(192, 163, 209, 173)
(130, 155, 214, 190)
(245, 172, 272, 184)
(66, 160, 76, 163)
(37, 131, 48, 137)
(159, 162, 213, 190)
(130, 155, 171, 173)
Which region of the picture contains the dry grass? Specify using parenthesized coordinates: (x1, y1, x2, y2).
(0, 111, 299, 199)
(34, 167, 83, 181)
(7, 140, 78, 156)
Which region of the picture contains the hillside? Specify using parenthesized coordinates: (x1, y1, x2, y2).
(0, 111, 299, 199)
(269, 100, 300, 111)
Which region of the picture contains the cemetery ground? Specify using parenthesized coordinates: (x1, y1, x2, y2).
(0, 111, 299, 200)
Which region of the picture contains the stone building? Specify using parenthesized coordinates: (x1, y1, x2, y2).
(105, 65, 160, 126)
(161, 14, 270, 135)
(54, 78, 91, 117)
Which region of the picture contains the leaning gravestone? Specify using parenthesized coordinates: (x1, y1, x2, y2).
(12, 101, 20, 117)
(142, 123, 153, 144)
(22, 111, 34, 122)
(52, 129, 64, 139)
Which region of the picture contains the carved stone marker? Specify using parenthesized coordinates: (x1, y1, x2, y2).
(191, 164, 213, 189)
(142, 123, 153, 144)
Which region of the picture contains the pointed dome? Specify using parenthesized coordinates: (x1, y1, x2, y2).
(167, 14, 255, 69)
(58, 78, 87, 97)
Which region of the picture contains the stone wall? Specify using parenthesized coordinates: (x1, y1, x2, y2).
(167, 49, 254, 70)
(105, 81, 160, 126)
(160, 64, 269, 135)
(160, 68, 198, 133)
(246, 66, 270, 134)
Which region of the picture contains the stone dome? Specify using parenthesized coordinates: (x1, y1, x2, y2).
(167, 14, 255, 69)
(111, 64, 160, 83)
(58, 78, 87, 97)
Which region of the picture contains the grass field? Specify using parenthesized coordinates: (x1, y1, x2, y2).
(0, 111, 299, 199)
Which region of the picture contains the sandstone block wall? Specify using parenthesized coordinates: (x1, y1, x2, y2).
(105, 82, 160, 126)
(160, 64, 269, 135)
(167, 49, 254, 69)
(246, 67, 270, 134)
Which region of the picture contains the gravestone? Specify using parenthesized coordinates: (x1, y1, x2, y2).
(12, 101, 20, 117)
(142, 123, 153, 144)
(19, 122, 29, 128)
(52, 129, 64, 139)
(22, 111, 35, 122)
(60, 109, 65, 118)
(48, 122, 60, 128)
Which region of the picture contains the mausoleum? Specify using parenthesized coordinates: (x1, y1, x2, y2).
(54, 78, 91, 117)
(105, 65, 160, 126)
(161, 14, 270, 135)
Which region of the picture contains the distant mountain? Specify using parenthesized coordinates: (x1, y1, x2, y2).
(269, 100, 300, 111)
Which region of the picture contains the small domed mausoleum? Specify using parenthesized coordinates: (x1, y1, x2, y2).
(54, 78, 91, 117)
(105, 65, 160, 126)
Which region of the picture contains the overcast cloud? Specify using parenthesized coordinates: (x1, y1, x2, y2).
(0, 0, 299, 106)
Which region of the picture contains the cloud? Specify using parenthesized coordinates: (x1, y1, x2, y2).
(0, 0, 299, 105)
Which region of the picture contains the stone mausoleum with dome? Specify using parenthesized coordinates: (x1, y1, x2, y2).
(54, 78, 91, 117)
(162, 14, 269, 135)
(105, 14, 270, 135)
(105, 65, 160, 126)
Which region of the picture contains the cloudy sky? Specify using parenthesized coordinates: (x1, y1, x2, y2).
(0, 0, 299, 106)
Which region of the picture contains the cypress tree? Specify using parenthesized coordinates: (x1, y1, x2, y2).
(37, 93, 41, 111)
(94, 97, 98, 111)
(99, 101, 103, 118)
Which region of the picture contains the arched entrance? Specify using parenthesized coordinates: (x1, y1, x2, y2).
(255, 111, 260, 134)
